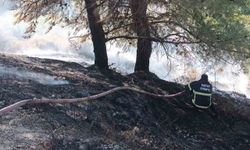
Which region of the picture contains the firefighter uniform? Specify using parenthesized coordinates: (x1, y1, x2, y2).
(187, 74, 212, 109)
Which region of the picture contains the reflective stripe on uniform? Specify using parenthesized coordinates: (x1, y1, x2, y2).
(193, 90, 212, 96)
(192, 98, 211, 109)
(188, 83, 192, 91)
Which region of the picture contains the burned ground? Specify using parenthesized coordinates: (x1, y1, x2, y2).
(0, 54, 250, 150)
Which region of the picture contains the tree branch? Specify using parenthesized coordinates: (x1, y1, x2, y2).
(0, 86, 185, 116)
(106, 35, 201, 44)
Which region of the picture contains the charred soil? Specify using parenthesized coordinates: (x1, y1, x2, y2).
(0, 54, 250, 150)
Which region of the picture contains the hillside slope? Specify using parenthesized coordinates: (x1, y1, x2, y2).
(0, 54, 250, 150)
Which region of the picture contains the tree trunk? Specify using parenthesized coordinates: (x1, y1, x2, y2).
(85, 0, 108, 69)
(131, 0, 152, 72)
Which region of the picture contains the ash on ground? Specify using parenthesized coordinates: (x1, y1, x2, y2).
(0, 54, 250, 150)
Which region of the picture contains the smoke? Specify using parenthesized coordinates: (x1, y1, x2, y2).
(0, 1, 94, 63)
(0, 65, 69, 85)
(208, 64, 249, 97)
(0, 3, 249, 97)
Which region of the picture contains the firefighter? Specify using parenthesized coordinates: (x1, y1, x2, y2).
(186, 74, 213, 109)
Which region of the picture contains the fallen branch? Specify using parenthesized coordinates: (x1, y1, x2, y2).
(0, 86, 185, 116)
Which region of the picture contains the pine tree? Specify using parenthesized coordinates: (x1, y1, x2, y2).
(11, 0, 250, 73)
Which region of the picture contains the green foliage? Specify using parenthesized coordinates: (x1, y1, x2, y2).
(172, 0, 250, 62)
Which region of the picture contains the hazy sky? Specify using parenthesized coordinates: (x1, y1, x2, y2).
(0, 1, 249, 97)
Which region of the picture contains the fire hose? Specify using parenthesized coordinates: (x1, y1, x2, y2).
(0, 86, 185, 116)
